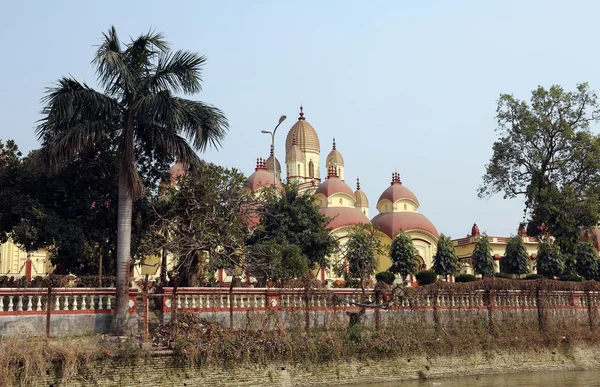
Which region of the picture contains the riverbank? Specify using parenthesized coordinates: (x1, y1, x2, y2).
(26, 344, 600, 386)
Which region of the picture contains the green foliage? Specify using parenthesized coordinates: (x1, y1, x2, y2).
(479, 83, 600, 256)
(472, 234, 494, 277)
(535, 239, 564, 278)
(388, 231, 418, 280)
(432, 234, 460, 278)
(500, 236, 530, 276)
(576, 241, 599, 280)
(375, 271, 396, 285)
(345, 224, 384, 287)
(247, 184, 337, 274)
(454, 273, 476, 283)
(494, 272, 513, 279)
(347, 324, 364, 343)
(415, 270, 437, 286)
(246, 241, 308, 286)
(525, 274, 545, 280)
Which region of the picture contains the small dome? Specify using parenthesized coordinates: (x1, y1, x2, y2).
(377, 172, 420, 206)
(169, 161, 188, 183)
(326, 138, 344, 167)
(354, 178, 369, 208)
(285, 106, 320, 155)
(265, 146, 281, 176)
(320, 207, 370, 230)
(286, 135, 303, 164)
(314, 166, 355, 199)
(246, 158, 283, 190)
(371, 211, 439, 239)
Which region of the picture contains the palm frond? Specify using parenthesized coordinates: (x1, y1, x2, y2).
(173, 99, 228, 152)
(92, 26, 131, 97)
(147, 50, 206, 94)
(137, 124, 201, 167)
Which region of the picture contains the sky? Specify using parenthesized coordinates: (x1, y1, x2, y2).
(1, 0, 599, 239)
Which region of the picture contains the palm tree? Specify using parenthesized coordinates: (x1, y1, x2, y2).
(36, 26, 228, 334)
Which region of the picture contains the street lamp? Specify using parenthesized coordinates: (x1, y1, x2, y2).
(261, 115, 287, 187)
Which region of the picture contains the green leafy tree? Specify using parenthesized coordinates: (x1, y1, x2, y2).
(575, 241, 599, 280)
(35, 27, 228, 333)
(535, 239, 564, 278)
(501, 236, 530, 277)
(472, 234, 495, 277)
(247, 184, 337, 275)
(479, 83, 600, 255)
(345, 224, 384, 292)
(432, 234, 460, 280)
(388, 231, 418, 281)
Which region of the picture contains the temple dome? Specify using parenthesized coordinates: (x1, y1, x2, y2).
(286, 135, 303, 164)
(371, 212, 439, 239)
(377, 172, 420, 206)
(265, 146, 281, 177)
(326, 138, 344, 167)
(285, 106, 320, 155)
(246, 158, 283, 190)
(314, 168, 355, 199)
(354, 178, 369, 208)
(320, 207, 370, 230)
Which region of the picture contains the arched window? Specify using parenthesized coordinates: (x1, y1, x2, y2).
(309, 160, 314, 178)
(297, 164, 301, 177)
(404, 204, 407, 210)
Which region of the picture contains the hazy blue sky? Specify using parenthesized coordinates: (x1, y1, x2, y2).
(1, 1, 599, 239)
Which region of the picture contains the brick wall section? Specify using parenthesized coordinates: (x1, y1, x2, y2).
(30, 346, 600, 387)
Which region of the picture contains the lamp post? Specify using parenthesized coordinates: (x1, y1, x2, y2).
(261, 115, 287, 187)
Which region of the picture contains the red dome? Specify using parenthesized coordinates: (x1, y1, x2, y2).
(371, 211, 439, 238)
(320, 207, 370, 230)
(246, 169, 282, 190)
(582, 228, 600, 251)
(315, 177, 356, 199)
(377, 182, 420, 206)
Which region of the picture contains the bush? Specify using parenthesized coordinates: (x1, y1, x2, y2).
(455, 273, 476, 283)
(525, 274, 545, 280)
(375, 271, 396, 285)
(494, 272, 512, 279)
(415, 270, 437, 286)
(347, 324, 364, 343)
(559, 274, 583, 282)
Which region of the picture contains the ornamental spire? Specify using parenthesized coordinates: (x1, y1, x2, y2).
(391, 170, 402, 185)
(332, 137, 336, 150)
(356, 177, 361, 190)
(298, 105, 305, 120)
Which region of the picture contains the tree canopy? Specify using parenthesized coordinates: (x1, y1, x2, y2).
(432, 234, 460, 278)
(344, 224, 384, 290)
(501, 236, 530, 276)
(575, 240, 599, 280)
(535, 239, 564, 278)
(388, 231, 418, 280)
(472, 234, 494, 277)
(246, 184, 337, 275)
(479, 83, 600, 254)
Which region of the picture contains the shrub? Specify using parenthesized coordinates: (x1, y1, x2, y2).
(559, 274, 583, 282)
(494, 272, 512, 279)
(347, 324, 364, 343)
(455, 273, 476, 283)
(375, 271, 396, 285)
(525, 274, 545, 280)
(415, 270, 437, 286)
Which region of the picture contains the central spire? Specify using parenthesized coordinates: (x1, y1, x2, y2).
(332, 137, 336, 150)
(298, 105, 305, 120)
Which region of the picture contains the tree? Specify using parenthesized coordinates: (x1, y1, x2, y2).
(501, 236, 530, 277)
(479, 83, 600, 255)
(432, 234, 460, 280)
(575, 241, 599, 280)
(472, 234, 494, 277)
(36, 27, 228, 334)
(535, 239, 564, 278)
(247, 184, 337, 274)
(148, 161, 262, 286)
(388, 231, 418, 281)
(344, 224, 384, 292)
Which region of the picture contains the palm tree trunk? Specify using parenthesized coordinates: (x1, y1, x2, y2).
(112, 181, 133, 334)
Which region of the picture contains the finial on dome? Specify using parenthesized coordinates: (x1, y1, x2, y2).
(255, 158, 260, 171)
(332, 138, 336, 150)
(269, 145, 274, 157)
(298, 105, 305, 120)
(391, 171, 402, 185)
(356, 177, 361, 190)
(471, 223, 480, 237)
